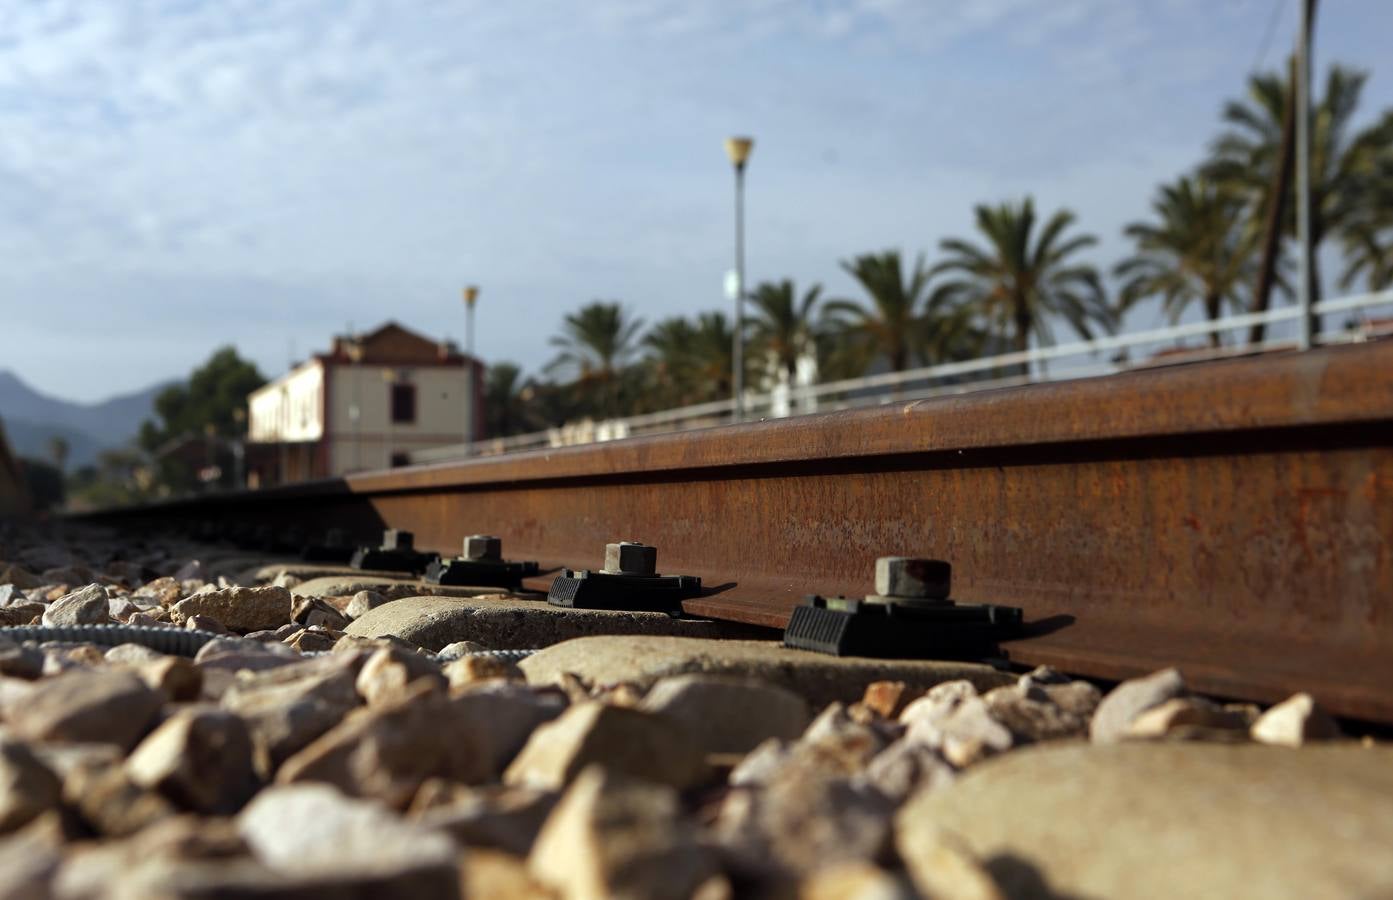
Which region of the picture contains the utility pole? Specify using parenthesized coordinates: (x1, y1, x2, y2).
(725, 137, 753, 422)
(1295, 0, 1317, 351)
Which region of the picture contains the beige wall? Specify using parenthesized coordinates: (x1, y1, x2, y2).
(248, 362, 325, 443)
(326, 364, 475, 474)
(248, 356, 479, 479)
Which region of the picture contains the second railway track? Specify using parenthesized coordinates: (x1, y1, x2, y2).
(84, 340, 1393, 722)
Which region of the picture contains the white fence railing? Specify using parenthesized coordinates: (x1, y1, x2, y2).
(410, 289, 1393, 464)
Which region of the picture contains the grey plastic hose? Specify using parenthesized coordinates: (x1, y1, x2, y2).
(465, 648, 536, 661)
(0, 624, 228, 657)
(0, 623, 539, 661)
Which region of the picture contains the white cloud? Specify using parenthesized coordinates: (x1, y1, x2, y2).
(1, 0, 1391, 400)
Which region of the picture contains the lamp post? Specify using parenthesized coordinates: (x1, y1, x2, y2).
(724, 136, 753, 421)
(1295, 0, 1316, 351)
(463, 285, 479, 453)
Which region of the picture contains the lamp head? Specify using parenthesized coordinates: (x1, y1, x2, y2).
(724, 136, 754, 169)
(463, 285, 479, 307)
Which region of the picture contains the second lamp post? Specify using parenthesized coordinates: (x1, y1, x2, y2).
(725, 136, 753, 422)
(463, 285, 479, 453)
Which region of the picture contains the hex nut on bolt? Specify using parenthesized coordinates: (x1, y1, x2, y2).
(604, 541, 657, 576)
(463, 534, 502, 561)
(874, 556, 951, 600)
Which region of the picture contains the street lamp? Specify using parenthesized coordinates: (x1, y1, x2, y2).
(463, 285, 480, 452)
(725, 136, 753, 422)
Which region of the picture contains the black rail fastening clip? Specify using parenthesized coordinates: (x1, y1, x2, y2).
(783, 557, 1022, 658)
(349, 529, 440, 574)
(424, 534, 540, 589)
(547, 541, 701, 613)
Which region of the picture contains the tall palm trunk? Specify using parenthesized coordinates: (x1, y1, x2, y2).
(1013, 299, 1032, 379)
(1205, 293, 1223, 347)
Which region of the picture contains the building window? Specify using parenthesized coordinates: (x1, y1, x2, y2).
(390, 452, 410, 468)
(390, 383, 416, 424)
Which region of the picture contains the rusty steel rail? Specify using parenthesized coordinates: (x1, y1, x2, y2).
(86, 342, 1393, 721)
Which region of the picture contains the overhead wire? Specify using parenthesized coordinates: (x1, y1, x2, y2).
(1249, 0, 1289, 74)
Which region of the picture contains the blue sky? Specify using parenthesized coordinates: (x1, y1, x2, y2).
(2, 0, 1392, 402)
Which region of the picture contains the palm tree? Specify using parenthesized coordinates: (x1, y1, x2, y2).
(748, 280, 821, 383)
(483, 363, 524, 437)
(931, 197, 1110, 370)
(687, 312, 742, 402)
(546, 301, 644, 417)
(1208, 65, 1393, 307)
(1339, 217, 1393, 292)
(642, 317, 700, 408)
(1115, 175, 1257, 346)
(822, 251, 965, 374)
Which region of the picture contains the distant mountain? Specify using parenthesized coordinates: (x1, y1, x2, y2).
(0, 370, 172, 462)
(4, 418, 108, 469)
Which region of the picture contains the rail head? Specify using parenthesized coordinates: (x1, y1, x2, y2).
(344, 341, 1393, 495)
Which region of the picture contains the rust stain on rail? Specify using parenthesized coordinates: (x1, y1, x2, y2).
(84, 342, 1393, 721)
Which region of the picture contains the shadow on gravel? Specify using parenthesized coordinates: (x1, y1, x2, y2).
(985, 853, 1090, 900)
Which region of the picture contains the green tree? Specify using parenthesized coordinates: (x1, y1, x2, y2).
(640, 313, 749, 407)
(931, 198, 1110, 367)
(1208, 65, 1393, 305)
(642, 317, 701, 408)
(822, 250, 966, 375)
(19, 457, 63, 511)
(483, 363, 526, 438)
(66, 449, 151, 509)
(546, 302, 644, 417)
(139, 347, 266, 451)
(748, 280, 822, 382)
(1339, 216, 1393, 292)
(1115, 175, 1257, 346)
(47, 436, 69, 473)
(137, 347, 265, 492)
(687, 312, 741, 402)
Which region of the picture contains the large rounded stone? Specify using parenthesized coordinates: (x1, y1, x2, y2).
(897, 741, 1393, 899)
(639, 675, 810, 755)
(344, 596, 769, 652)
(522, 636, 1015, 711)
(290, 576, 487, 601)
(170, 586, 293, 634)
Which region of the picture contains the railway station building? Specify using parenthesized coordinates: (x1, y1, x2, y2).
(245, 322, 484, 486)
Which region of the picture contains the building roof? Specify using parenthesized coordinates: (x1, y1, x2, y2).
(250, 321, 479, 403)
(326, 321, 468, 367)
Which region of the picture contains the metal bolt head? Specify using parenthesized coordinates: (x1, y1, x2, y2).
(383, 529, 414, 551)
(603, 541, 657, 576)
(874, 557, 951, 600)
(464, 534, 502, 561)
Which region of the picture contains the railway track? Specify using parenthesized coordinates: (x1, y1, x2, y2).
(84, 340, 1393, 722)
